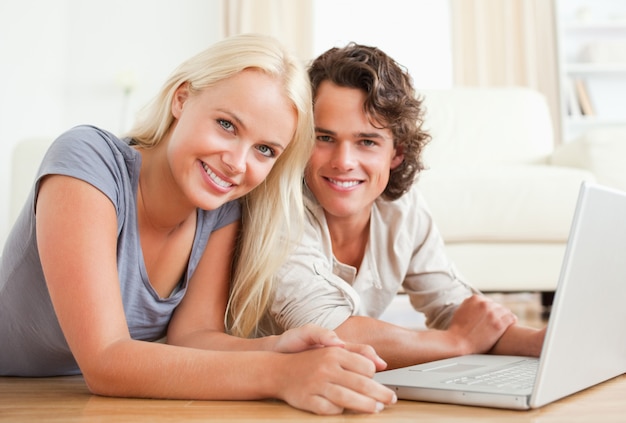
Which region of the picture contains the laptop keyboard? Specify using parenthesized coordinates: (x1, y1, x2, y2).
(442, 359, 538, 390)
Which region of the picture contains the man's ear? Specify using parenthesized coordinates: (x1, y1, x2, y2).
(171, 82, 190, 119)
(391, 146, 404, 170)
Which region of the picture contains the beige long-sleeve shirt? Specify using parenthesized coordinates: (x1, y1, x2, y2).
(261, 183, 478, 336)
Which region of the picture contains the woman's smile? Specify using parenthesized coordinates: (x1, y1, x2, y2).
(201, 160, 235, 190)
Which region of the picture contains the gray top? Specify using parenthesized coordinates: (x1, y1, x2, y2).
(0, 125, 240, 376)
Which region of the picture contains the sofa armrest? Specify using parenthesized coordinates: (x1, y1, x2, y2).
(551, 127, 626, 192)
(10, 137, 51, 225)
(417, 164, 594, 243)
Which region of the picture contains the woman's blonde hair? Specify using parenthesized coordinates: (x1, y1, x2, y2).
(127, 33, 314, 338)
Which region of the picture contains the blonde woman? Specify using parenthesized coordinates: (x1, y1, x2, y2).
(0, 34, 396, 415)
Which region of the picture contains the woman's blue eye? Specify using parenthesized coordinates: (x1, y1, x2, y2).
(218, 119, 234, 132)
(257, 145, 276, 158)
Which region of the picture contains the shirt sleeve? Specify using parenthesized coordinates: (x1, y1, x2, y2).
(401, 189, 479, 329)
(35, 125, 137, 223)
(268, 211, 362, 332)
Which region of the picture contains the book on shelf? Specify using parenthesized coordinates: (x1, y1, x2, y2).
(565, 76, 582, 117)
(573, 77, 595, 116)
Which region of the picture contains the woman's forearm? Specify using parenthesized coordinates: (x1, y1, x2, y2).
(82, 337, 396, 415)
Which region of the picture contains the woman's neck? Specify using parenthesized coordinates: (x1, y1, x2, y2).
(135, 146, 195, 233)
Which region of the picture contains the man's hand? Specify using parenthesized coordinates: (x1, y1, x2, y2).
(447, 295, 518, 355)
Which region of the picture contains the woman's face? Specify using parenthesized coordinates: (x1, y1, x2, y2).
(305, 81, 403, 225)
(168, 69, 297, 210)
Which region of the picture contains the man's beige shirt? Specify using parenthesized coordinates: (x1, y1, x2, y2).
(262, 183, 478, 335)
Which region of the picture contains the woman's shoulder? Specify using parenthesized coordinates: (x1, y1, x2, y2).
(51, 125, 135, 158)
(43, 125, 139, 178)
(38, 125, 141, 206)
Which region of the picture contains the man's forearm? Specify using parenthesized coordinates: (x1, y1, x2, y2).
(489, 324, 546, 357)
(334, 316, 470, 370)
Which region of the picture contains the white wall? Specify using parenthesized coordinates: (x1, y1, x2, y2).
(0, 0, 221, 245)
(312, 0, 453, 89)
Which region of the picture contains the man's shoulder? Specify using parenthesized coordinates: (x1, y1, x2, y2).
(374, 182, 423, 213)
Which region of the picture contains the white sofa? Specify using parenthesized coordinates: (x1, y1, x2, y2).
(416, 87, 595, 296)
(551, 126, 626, 193)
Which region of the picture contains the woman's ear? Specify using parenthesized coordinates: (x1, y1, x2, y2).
(171, 82, 190, 119)
(390, 146, 404, 170)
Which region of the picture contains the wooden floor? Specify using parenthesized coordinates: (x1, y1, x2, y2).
(3, 373, 626, 422)
(10, 294, 626, 422)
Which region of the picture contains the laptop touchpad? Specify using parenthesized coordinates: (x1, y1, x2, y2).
(411, 363, 484, 373)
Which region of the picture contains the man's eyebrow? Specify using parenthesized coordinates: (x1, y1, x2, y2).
(355, 132, 385, 139)
(315, 127, 384, 139)
(314, 127, 336, 136)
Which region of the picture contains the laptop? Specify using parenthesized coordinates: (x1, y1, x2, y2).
(374, 181, 626, 410)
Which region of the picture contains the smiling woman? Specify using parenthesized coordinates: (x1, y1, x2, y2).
(0, 33, 397, 415)
(160, 70, 297, 209)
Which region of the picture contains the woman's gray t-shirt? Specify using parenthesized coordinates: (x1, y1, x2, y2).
(0, 125, 241, 376)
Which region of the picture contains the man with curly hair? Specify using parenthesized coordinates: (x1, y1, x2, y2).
(257, 43, 546, 370)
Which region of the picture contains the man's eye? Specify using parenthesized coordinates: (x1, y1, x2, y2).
(316, 135, 332, 142)
(362, 139, 376, 147)
(257, 145, 276, 158)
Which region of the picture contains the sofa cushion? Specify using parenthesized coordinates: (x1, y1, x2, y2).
(417, 164, 595, 242)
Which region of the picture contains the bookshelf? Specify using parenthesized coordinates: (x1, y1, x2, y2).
(555, 0, 626, 143)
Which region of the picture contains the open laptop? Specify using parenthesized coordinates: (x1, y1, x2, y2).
(374, 181, 626, 410)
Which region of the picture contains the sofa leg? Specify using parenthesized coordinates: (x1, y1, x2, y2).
(540, 291, 554, 307)
(540, 291, 554, 319)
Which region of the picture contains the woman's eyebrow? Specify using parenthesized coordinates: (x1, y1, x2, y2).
(222, 109, 287, 150)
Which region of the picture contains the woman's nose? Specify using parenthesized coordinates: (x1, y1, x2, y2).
(222, 144, 247, 174)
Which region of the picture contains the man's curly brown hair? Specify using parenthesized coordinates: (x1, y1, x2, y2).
(308, 43, 430, 200)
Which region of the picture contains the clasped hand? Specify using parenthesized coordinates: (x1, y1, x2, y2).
(270, 324, 396, 415)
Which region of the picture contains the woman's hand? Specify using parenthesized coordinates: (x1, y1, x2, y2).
(275, 345, 397, 415)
